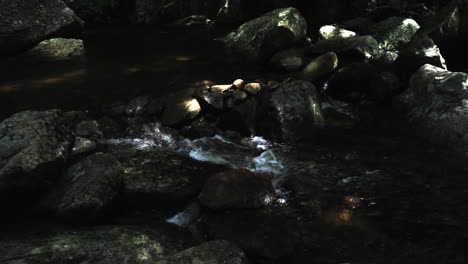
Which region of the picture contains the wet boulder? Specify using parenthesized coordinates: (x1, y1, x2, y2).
(369, 17, 420, 51)
(156, 240, 248, 264)
(261, 79, 324, 142)
(202, 210, 298, 260)
(0, 0, 84, 55)
(393, 35, 447, 86)
(0, 110, 74, 205)
(299, 52, 338, 81)
(0, 226, 191, 264)
(198, 169, 276, 210)
(26, 38, 85, 60)
(40, 153, 123, 222)
(397, 64, 468, 161)
(114, 149, 226, 202)
(220, 7, 307, 60)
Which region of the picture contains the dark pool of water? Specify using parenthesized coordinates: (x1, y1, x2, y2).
(0, 26, 268, 120)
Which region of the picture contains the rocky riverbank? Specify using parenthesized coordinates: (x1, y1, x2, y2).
(2, 1, 468, 264)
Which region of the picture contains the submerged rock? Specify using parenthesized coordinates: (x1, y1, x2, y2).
(398, 64, 468, 161)
(220, 7, 307, 60)
(40, 153, 123, 222)
(0, 110, 74, 205)
(26, 38, 85, 60)
(0, 0, 84, 54)
(199, 169, 276, 210)
(0, 226, 190, 264)
(203, 210, 298, 259)
(114, 149, 226, 202)
(156, 240, 248, 264)
(71, 136, 96, 156)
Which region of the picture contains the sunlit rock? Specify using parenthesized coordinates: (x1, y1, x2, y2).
(0, 110, 74, 207)
(220, 7, 307, 60)
(157, 240, 248, 264)
(113, 149, 226, 202)
(210, 84, 232, 93)
(370, 16, 420, 51)
(0, 226, 191, 264)
(40, 153, 123, 223)
(397, 64, 468, 160)
(299, 52, 338, 81)
(199, 169, 276, 210)
(232, 79, 245, 89)
(305, 35, 380, 60)
(319, 25, 357, 40)
(26, 38, 84, 60)
(0, 0, 84, 54)
(243, 83, 262, 95)
(160, 90, 202, 126)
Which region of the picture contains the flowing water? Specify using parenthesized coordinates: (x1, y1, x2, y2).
(1, 26, 468, 263)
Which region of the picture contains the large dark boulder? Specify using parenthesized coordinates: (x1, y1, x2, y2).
(258, 79, 324, 142)
(220, 7, 307, 60)
(156, 240, 248, 264)
(0, 110, 74, 206)
(40, 153, 123, 223)
(0, 226, 192, 264)
(113, 149, 227, 203)
(0, 0, 84, 55)
(397, 64, 468, 161)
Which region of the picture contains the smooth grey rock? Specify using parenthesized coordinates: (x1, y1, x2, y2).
(398, 64, 468, 159)
(370, 16, 420, 51)
(41, 153, 123, 222)
(269, 49, 304, 72)
(268, 79, 324, 142)
(0, 110, 74, 201)
(0, 0, 84, 54)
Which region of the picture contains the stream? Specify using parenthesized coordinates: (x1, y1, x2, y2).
(1, 26, 468, 263)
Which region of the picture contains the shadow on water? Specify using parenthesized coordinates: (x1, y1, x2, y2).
(0, 25, 265, 120)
